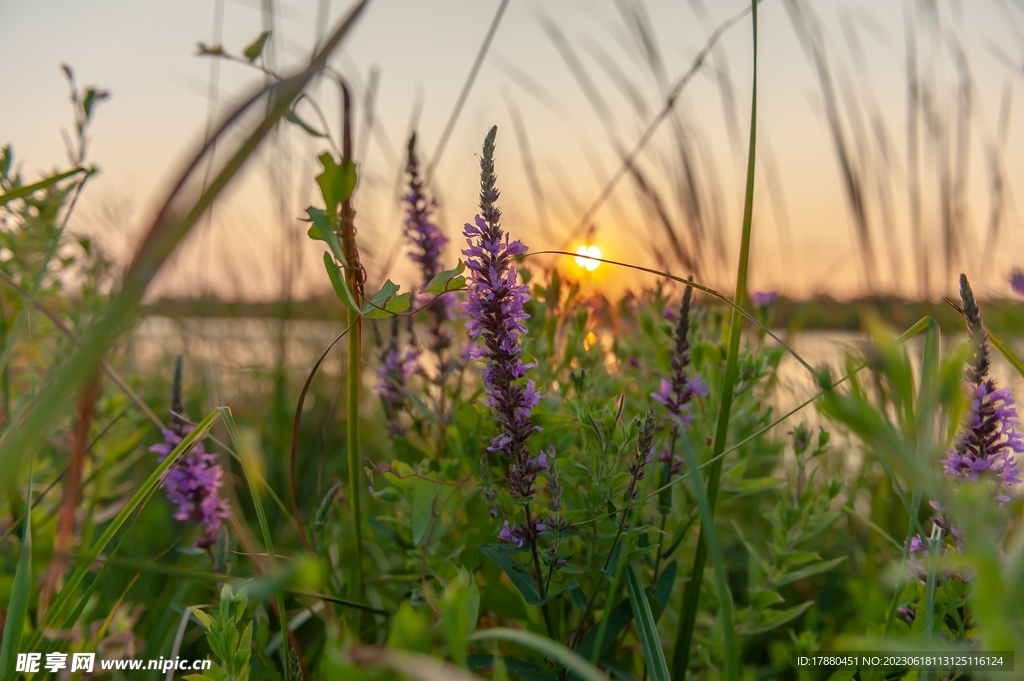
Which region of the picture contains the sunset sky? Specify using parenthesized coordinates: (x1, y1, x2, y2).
(3, 0, 1024, 302)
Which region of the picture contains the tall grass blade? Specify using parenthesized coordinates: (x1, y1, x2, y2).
(0, 0, 370, 494)
(679, 435, 738, 681)
(0, 167, 86, 205)
(624, 564, 669, 681)
(672, 1, 756, 676)
(349, 646, 484, 681)
(220, 407, 291, 681)
(468, 629, 608, 681)
(34, 409, 220, 648)
(987, 331, 1024, 381)
(0, 458, 32, 678)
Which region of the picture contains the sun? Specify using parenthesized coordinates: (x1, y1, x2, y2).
(574, 245, 602, 272)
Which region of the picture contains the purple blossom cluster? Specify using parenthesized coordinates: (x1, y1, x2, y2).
(150, 429, 230, 548)
(375, 323, 420, 437)
(751, 290, 778, 307)
(404, 133, 457, 382)
(1010, 269, 1024, 297)
(943, 275, 1023, 502)
(461, 127, 544, 503)
(149, 359, 229, 548)
(499, 519, 546, 548)
(404, 133, 449, 296)
(651, 283, 707, 430)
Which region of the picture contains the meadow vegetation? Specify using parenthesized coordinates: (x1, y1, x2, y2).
(4, 1, 1024, 680)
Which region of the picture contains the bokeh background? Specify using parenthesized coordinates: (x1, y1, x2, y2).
(3, 0, 1024, 302)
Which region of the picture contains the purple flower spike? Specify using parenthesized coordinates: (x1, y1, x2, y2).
(1011, 269, 1024, 296)
(651, 281, 705, 431)
(943, 275, 1023, 503)
(405, 133, 456, 373)
(405, 133, 449, 290)
(751, 291, 778, 307)
(461, 127, 542, 501)
(375, 322, 420, 437)
(150, 362, 230, 549)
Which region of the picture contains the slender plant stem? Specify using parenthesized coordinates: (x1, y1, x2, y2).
(524, 503, 555, 638)
(672, 2, 757, 678)
(569, 493, 633, 651)
(652, 428, 679, 582)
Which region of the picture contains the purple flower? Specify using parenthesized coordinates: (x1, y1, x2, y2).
(943, 275, 1023, 502)
(651, 283, 705, 430)
(149, 429, 230, 549)
(375, 319, 420, 437)
(405, 134, 448, 289)
(751, 291, 778, 307)
(1011, 269, 1024, 296)
(497, 519, 547, 548)
(151, 358, 230, 548)
(461, 127, 542, 500)
(405, 133, 456, 373)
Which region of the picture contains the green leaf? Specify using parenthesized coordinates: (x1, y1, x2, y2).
(0, 167, 86, 206)
(467, 655, 558, 681)
(306, 207, 346, 263)
(737, 600, 814, 635)
(323, 252, 359, 313)
(191, 607, 214, 630)
(469, 628, 608, 681)
(219, 408, 290, 681)
(315, 154, 356, 216)
(774, 556, 847, 586)
(362, 279, 412, 319)
(478, 544, 539, 604)
(574, 561, 675, 667)
(286, 110, 324, 137)
(422, 260, 468, 294)
(625, 565, 670, 681)
(0, 458, 32, 677)
(411, 479, 442, 547)
(243, 31, 271, 62)
(34, 410, 221, 645)
(679, 436, 738, 679)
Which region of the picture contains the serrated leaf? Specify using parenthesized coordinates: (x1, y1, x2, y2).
(362, 279, 411, 319)
(286, 110, 324, 137)
(243, 31, 271, 61)
(422, 260, 467, 294)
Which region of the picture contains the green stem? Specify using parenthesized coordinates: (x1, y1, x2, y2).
(652, 428, 679, 582)
(524, 503, 555, 639)
(347, 307, 364, 595)
(671, 2, 757, 677)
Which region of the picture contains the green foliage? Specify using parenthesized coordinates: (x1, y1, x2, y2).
(191, 585, 253, 681)
(7, 6, 1024, 681)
